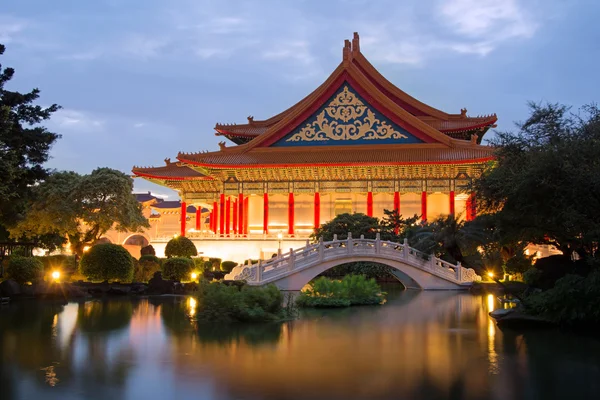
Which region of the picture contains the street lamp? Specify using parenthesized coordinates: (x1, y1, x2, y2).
(277, 232, 283, 251)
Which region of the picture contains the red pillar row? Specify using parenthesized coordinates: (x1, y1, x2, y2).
(421, 191, 427, 222)
(466, 192, 477, 221)
(244, 197, 249, 235)
(288, 192, 295, 235)
(314, 192, 320, 230)
(367, 191, 373, 217)
(238, 193, 244, 235)
(213, 201, 218, 234)
(180, 202, 187, 237)
(263, 193, 269, 234)
(449, 190, 455, 216)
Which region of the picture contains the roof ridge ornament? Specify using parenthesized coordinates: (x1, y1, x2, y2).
(460, 108, 467, 118)
(352, 32, 360, 54)
(342, 39, 351, 62)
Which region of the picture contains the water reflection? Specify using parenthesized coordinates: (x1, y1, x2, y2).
(1, 291, 600, 400)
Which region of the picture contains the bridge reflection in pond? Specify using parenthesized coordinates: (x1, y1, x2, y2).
(1, 290, 600, 400)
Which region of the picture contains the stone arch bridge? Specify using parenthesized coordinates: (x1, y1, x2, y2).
(225, 234, 481, 290)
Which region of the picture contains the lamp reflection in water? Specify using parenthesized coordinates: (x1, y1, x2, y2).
(486, 293, 499, 374)
(188, 297, 197, 317)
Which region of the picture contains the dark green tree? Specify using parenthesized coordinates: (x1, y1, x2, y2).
(0, 44, 61, 231)
(311, 213, 380, 242)
(473, 103, 600, 259)
(164, 236, 197, 258)
(10, 168, 149, 255)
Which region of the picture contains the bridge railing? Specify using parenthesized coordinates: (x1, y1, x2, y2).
(225, 232, 480, 285)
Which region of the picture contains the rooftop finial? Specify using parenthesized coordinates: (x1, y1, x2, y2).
(343, 39, 351, 61)
(352, 32, 360, 54)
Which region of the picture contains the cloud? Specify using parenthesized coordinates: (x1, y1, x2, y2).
(0, 15, 26, 43)
(51, 109, 105, 132)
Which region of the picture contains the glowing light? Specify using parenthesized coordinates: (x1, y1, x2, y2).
(188, 297, 197, 317)
(51, 271, 60, 281)
(83, 246, 91, 252)
(173, 234, 179, 239)
(487, 293, 495, 312)
(487, 272, 494, 278)
(277, 233, 283, 240)
(191, 272, 198, 280)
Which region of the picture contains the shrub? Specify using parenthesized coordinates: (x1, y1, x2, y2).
(134, 256, 161, 282)
(220, 261, 238, 273)
(162, 257, 194, 281)
(196, 282, 289, 322)
(203, 260, 214, 272)
(523, 268, 543, 286)
(192, 258, 206, 271)
(36, 255, 77, 275)
(7, 256, 44, 284)
(164, 236, 197, 258)
(209, 258, 221, 270)
(526, 269, 600, 327)
(79, 244, 134, 282)
(296, 275, 385, 308)
(140, 245, 156, 256)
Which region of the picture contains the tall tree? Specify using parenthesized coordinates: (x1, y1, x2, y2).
(473, 103, 600, 258)
(10, 168, 150, 255)
(0, 44, 61, 231)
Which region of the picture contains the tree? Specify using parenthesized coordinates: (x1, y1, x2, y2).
(473, 103, 600, 258)
(311, 213, 380, 242)
(0, 44, 61, 229)
(164, 236, 197, 258)
(10, 168, 149, 255)
(79, 243, 134, 282)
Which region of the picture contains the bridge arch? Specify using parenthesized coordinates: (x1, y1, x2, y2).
(227, 237, 480, 291)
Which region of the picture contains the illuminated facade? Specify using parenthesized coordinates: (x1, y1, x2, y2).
(131, 33, 497, 261)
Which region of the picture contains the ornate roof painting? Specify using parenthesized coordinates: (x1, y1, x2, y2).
(271, 85, 424, 147)
(132, 159, 211, 180)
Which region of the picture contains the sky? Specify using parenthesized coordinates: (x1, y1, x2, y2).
(2, 0, 599, 200)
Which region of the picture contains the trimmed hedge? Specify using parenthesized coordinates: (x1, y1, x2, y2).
(162, 257, 194, 281)
(296, 275, 385, 308)
(220, 261, 237, 273)
(140, 245, 156, 256)
(165, 236, 198, 258)
(139, 254, 160, 264)
(7, 256, 44, 284)
(79, 244, 134, 282)
(134, 256, 161, 282)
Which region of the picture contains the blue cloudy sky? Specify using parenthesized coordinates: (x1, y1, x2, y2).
(2, 0, 599, 199)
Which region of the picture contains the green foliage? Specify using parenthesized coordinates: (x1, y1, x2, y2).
(0, 44, 61, 228)
(220, 261, 237, 273)
(311, 213, 380, 241)
(203, 260, 214, 271)
(6, 256, 43, 284)
(473, 103, 600, 258)
(209, 257, 221, 269)
(134, 255, 161, 282)
(523, 268, 543, 286)
(36, 255, 77, 277)
(10, 168, 149, 255)
(196, 282, 291, 323)
(296, 275, 385, 308)
(162, 257, 194, 281)
(79, 243, 134, 282)
(140, 245, 155, 256)
(525, 269, 600, 327)
(320, 262, 393, 279)
(164, 236, 197, 258)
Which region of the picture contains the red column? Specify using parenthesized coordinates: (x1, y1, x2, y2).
(195, 207, 201, 231)
(466, 192, 477, 221)
(314, 192, 320, 230)
(214, 201, 219, 233)
(263, 193, 269, 234)
(225, 197, 231, 235)
(210, 205, 215, 232)
(180, 202, 187, 237)
(244, 197, 249, 235)
(288, 192, 295, 235)
(421, 191, 427, 222)
(367, 191, 373, 217)
(238, 193, 244, 234)
(449, 191, 455, 216)
(393, 191, 400, 234)
(219, 194, 225, 235)
(232, 200, 238, 235)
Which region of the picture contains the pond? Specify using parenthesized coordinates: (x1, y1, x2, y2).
(1, 287, 599, 400)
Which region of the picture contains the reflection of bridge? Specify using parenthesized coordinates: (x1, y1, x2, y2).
(225, 234, 481, 290)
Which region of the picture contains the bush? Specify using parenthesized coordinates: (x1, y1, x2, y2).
(162, 257, 194, 281)
(209, 258, 222, 270)
(164, 236, 197, 258)
(296, 275, 385, 308)
(36, 255, 77, 275)
(79, 244, 134, 282)
(220, 261, 238, 273)
(526, 269, 600, 327)
(140, 245, 156, 256)
(7, 256, 44, 284)
(523, 268, 543, 286)
(203, 260, 214, 272)
(196, 282, 290, 322)
(192, 258, 205, 271)
(134, 256, 161, 282)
